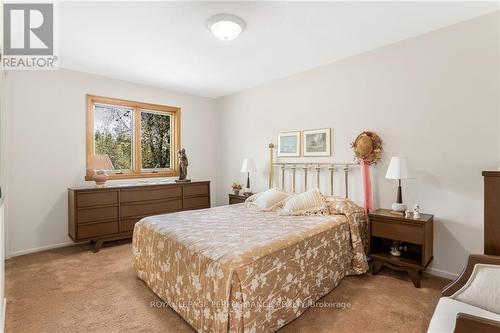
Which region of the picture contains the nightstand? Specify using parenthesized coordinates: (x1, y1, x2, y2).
(228, 194, 248, 205)
(368, 209, 433, 288)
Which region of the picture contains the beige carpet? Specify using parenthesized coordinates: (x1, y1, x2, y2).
(5, 241, 450, 333)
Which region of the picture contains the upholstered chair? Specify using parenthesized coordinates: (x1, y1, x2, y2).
(427, 255, 500, 332)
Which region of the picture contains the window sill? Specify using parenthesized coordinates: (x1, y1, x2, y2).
(85, 171, 179, 181)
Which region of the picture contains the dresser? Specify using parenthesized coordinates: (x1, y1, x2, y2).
(68, 181, 210, 251)
(483, 171, 500, 255)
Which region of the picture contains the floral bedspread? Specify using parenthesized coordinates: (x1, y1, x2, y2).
(132, 200, 368, 333)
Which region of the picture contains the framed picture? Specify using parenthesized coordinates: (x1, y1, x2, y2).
(303, 128, 331, 156)
(278, 131, 300, 157)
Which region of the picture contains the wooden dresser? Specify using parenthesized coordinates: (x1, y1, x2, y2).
(68, 181, 210, 251)
(483, 171, 500, 255)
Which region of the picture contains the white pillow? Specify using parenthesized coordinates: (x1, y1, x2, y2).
(280, 188, 328, 216)
(250, 188, 290, 211)
(245, 192, 262, 204)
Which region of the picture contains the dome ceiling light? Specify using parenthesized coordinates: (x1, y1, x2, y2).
(207, 13, 246, 41)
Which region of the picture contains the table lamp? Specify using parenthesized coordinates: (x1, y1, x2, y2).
(89, 154, 114, 187)
(385, 156, 412, 212)
(241, 158, 257, 196)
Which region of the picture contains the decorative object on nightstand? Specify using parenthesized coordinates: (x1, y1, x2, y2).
(390, 241, 407, 257)
(368, 208, 433, 288)
(88, 154, 114, 187)
(413, 204, 421, 219)
(228, 193, 247, 205)
(385, 156, 412, 212)
(390, 241, 402, 257)
(241, 158, 256, 195)
(231, 182, 243, 195)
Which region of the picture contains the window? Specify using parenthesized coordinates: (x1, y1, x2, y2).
(94, 104, 133, 171)
(140, 110, 171, 170)
(86, 95, 180, 180)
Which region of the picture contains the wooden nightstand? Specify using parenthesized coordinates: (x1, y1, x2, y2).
(228, 194, 248, 205)
(368, 209, 433, 288)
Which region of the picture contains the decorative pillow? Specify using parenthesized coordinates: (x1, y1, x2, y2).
(323, 195, 364, 215)
(247, 188, 290, 211)
(279, 188, 329, 216)
(245, 192, 262, 204)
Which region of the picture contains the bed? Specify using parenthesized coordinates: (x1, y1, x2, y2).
(133, 144, 368, 332)
(133, 198, 368, 332)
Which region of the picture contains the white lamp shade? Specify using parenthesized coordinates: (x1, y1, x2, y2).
(88, 154, 114, 170)
(385, 156, 412, 180)
(241, 158, 257, 173)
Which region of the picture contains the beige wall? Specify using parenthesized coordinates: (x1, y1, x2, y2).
(3, 11, 499, 278)
(215, 12, 500, 277)
(4, 69, 217, 256)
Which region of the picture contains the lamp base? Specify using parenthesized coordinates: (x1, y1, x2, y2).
(243, 187, 252, 196)
(93, 170, 109, 188)
(391, 203, 407, 212)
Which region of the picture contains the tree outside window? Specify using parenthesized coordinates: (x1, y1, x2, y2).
(86, 95, 180, 180)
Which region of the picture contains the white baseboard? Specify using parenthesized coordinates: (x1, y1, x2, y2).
(427, 267, 459, 280)
(7, 241, 77, 259)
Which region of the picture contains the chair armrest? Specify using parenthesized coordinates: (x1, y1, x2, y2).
(442, 254, 500, 297)
(454, 312, 500, 333)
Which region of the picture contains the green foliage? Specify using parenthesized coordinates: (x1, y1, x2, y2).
(95, 131, 132, 170)
(141, 112, 171, 169)
(94, 106, 132, 170)
(94, 106, 171, 171)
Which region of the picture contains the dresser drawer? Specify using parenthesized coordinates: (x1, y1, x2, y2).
(120, 199, 183, 218)
(77, 190, 118, 207)
(77, 221, 119, 239)
(120, 186, 182, 203)
(77, 206, 119, 224)
(183, 196, 210, 210)
(183, 183, 209, 197)
(371, 219, 424, 245)
(121, 217, 143, 232)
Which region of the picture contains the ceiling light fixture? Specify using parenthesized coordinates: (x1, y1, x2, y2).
(207, 13, 245, 41)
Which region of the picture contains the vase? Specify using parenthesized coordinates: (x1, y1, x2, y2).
(233, 190, 240, 196)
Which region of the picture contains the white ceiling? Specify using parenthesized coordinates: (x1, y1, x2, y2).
(59, 1, 499, 98)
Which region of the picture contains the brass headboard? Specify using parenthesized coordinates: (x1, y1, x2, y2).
(268, 143, 359, 198)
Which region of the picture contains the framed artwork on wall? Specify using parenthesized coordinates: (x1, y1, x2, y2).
(278, 131, 300, 157)
(303, 128, 331, 156)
